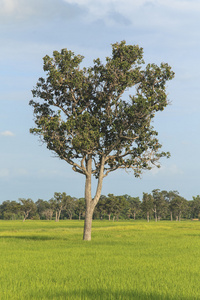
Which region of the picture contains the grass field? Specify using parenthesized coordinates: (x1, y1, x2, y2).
(0, 220, 200, 299)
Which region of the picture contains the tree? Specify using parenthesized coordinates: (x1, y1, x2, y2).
(152, 189, 168, 221)
(49, 192, 67, 222)
(75, 198, 86, 220)
(29, 41, 174, 240)
(141, 193, 154, 222)
(190, 195, 200, 219)
(43, 208, 54, 220)
(19, 198, 36, 222)
(124, 195, 141, 220)
(170, 196, 188, 221)
(65, 196, 76, 220)
(0, 200, 21, 220)
(35, 199, 50, 219)
(104, 194, 116, 221)
(96, 195, 108, 220)
(112, 195, 127, 221)
(161, 190, 179, 221)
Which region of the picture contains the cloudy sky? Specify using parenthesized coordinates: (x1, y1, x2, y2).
(1, 0, 200, 202)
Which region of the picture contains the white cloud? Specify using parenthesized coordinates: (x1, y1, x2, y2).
(0, 0, 81, 24)
(64, 0, 200, 12)
(2, 0, 15, 14)
(63, 0, 200, 27)
(1, 0, 199, 28)
(1, 0, 33, 20)
(0, 131, 15, 137)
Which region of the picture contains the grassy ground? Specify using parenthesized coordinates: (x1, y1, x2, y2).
(0, 220, 200, 299)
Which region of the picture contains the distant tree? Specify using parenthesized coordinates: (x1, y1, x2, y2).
(35, 199, 50, 219)
(190, 195, 200, 219)
(112, 195, 127, 221)
(19, 198, 37, 222)
(49, 192, 67, 222)
(0, 200, 21, 220)
(43, 208, 54, 220)
(29, 41, 174, 240)
(124, 195, 141, 220)
(96, 195, 108, 220)
(65, 196, 76, 220)
(170, 196, 188, 221)
(152, 189, 168, 221)
(161, 190, 179, 221)
(105, 194, 117, 221)
(141, 193, 154, 222)
(75, 198, 86, 220)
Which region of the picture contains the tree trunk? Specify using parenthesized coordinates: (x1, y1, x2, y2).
(154, 206, 157, 222)
(83, 155, 105, 241)
(108, 213, 111, 221)
(170, 211, 173, 221)
(147, 212, 149, 222)
(58, 209, 61, 221)
(23, 211, 30, 222)
(55, 211, 58, 222)
(83, 205, 94, 241)
(134, 212, 136, 220)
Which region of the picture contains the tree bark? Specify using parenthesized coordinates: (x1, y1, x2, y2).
(83, 205, 94, 241)
(147, 212, 149, 222)
(23, 210, 31, 222)
(55, 211, 58, 222)
(83, 155, 105, 241)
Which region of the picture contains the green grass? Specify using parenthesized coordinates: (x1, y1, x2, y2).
(1, 220, 200, 299)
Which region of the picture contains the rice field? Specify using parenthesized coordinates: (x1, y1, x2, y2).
(0, 220, 200, 299)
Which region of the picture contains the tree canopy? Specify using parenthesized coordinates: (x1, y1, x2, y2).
(29, 41, 174, 240)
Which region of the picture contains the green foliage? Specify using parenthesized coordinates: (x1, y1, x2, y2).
(170, 196, 188, 221)
(141, 192, 154, 220)
(190, 195, 200, 218)
(0, 200, 22, 220)
(1, 190, 200, 222)
(30, 41, 174, 178)
(19, 198, 36, 221)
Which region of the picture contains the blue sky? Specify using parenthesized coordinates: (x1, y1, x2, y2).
(0, 0, 200, 202)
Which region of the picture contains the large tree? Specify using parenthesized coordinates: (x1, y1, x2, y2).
(29, 41, 174, 240)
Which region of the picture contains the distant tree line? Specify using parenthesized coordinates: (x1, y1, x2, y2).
(1, 190, 200, 222)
